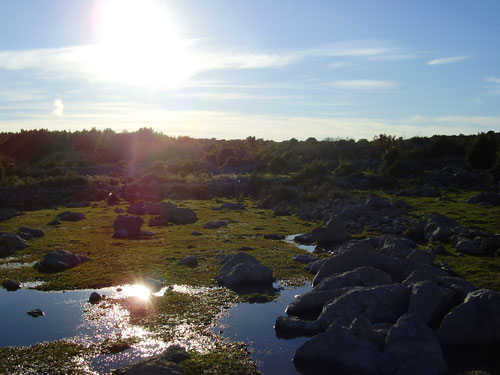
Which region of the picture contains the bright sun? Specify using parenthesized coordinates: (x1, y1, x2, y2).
(92, 0, 193, 87)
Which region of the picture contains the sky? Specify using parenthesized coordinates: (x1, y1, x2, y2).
(1, 0, 500, 140)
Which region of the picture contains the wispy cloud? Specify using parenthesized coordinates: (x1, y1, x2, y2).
(485, 77, 500, 84)
(170, 92, 294, 101)
(427, 55, 469, 66)
(328, 80, 398, 90)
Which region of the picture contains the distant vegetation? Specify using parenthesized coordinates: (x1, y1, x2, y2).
(0, 128, 499, 207)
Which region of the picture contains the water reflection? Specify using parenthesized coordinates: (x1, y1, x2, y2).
(285, 234, 317, 253)
(214, 283, 312, 375)
(0, 283, 220, 373)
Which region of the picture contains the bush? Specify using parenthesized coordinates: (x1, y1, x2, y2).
(267, 156, 287, 175)
(466, 133, 498, 169)
(293, 161, 329, 184)
(334, 161, 357, 176)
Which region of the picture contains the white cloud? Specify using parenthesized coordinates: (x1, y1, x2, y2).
(328, 80, 398, 90)
(427, 56, 469, 66)
(433, 115, 500, 127)
(485, 77, 500, 84)
(52, 99, 64, 116)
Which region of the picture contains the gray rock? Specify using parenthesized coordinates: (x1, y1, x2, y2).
(37, 249, 91, 272)
(263, 233, 285, 240)
(127, 201, 145, 215)
(430, 226, 452, 243)
(0, 233, 29, 256)
(149, 216, 168, 227)
(2, 280, 21, 291)
(304, 258, 327, 274)
(47, 219, 61, 226)
(438, 289, 500, 346)
(293, 254, 317, 264)
(27, 309, 45, 318)
(293, 233, 314, 244)
(348, 315, 386, 349)
(57, 211, 85, 221)
(19, 227, 45, 238)
(316, 284, 410, 329)
(275, 315, 323, 337)
(466, 191, 500, 206)
(191, 231, 202, 236)
(143, 202, 163, 215)
(203, 220, 227, 229)
(113, 345, 188, 375)
(402, 270, 477, 300)
(285, 287, 353, 319)
(455, 238, 486, 255)
(406, 249, 434, 265)
(381, 313, 447, 375)
(314, 266, 393, 292)
(408, 281, 456, 326)
(379, 237, 414, 259)
(311, 217, 350, 245)
(216, 252, 273, 290)
(160, 203, 197, 225)
(89, 292, 102, 303)
(313, 244, 447, 286)
(113, 215, 144, 238)
(0, 208, 16, 221)
(294, 323, 381, 375)
(178, 255, 198, 268)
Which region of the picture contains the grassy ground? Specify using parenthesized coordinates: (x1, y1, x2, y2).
(0, 198, 315, 290)
(0, 198, 315, 374)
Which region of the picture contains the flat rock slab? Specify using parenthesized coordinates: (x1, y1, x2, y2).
(36, 249, 91, 272)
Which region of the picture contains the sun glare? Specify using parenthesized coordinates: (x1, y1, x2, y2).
(91, 0, 194, 87)
(124, 284, 152, 301)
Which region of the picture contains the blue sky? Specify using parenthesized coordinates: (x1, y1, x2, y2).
(1, 0, 499, 140)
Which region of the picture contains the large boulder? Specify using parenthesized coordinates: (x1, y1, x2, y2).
(113, 215, 144, 238)
(113, 345, 189, 375)
(316, 284, 410, 329)
(160, 203, 197, 225)
(127, 201, 145, 215)
(311, 217, 350, 246)
(216, 252, 273, 291)
(407, 281, 456, 327)
(143, 202, 163, 215)
(294, 323, 381, 375)
(381, 314, 447, 375)
(285, 287, 353, 319)
(466, 191, 500, 206)
(438, 289, 500, 346)
(314, 266, 393, 292)
(36, 249, 91, 272)
(402, 270, 476, 301)
(57, 211, 85, 221)
(0, 232, 29, 257)
(19, 227, 45, 239)
(313, 244, 447, 286)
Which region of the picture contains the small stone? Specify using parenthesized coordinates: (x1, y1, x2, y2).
(89, 292, 102, 304)
(2, 280, 21, 291)
(178, 255, 198, 268)
(27, 309, 45, 317)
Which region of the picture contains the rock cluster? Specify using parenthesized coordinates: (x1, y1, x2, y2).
(113, 215, 144, 238)
(275, 237, 499, 374)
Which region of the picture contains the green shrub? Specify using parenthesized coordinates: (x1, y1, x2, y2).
(334, 161, 357, 176)
(466, 133, 498, 169)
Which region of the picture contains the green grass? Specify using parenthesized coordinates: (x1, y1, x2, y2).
(0, 198, 316, 290)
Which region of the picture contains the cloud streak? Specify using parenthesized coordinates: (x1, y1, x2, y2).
(328, 80, 398, 90)
(427, 56, 469, 65)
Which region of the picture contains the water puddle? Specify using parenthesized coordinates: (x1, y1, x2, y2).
(285, 234, 317, 253)
(0, 283, 213, 373)
(214, 283, 312, 375)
